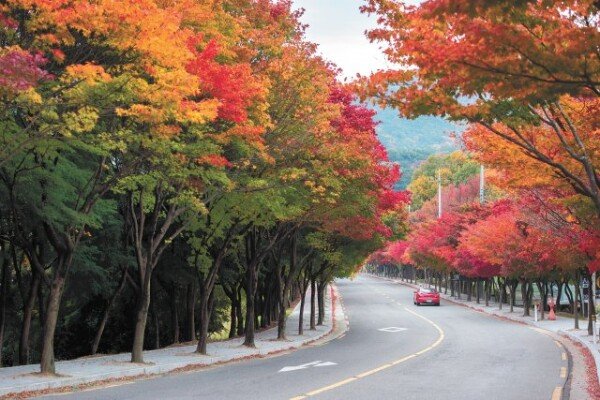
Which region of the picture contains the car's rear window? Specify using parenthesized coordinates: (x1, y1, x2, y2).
(421, 288, 437, 293)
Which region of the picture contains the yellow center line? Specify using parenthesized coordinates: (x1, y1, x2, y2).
(527, 326, 569, 389)
(305, 377, 358, 396)
(551, 387, 562, 400)
(288, 307, 445, 400)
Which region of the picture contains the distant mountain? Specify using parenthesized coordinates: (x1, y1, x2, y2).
(373, 106, 462, 188)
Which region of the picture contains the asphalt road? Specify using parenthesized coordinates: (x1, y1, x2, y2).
(42, 275, 567, 400)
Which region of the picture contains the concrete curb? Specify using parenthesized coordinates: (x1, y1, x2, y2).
(0, 286, 345, 399)
(560, 329, 600, 385)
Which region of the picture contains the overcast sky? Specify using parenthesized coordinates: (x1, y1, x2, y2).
(292, 0, 391, 79)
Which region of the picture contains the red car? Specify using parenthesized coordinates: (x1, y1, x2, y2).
(413, 287, 440, 306)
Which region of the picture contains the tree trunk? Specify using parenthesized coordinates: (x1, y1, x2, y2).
(196, 289, 211, 354)
(535, 281, 547, 320)
(0, 256, 9, 366)
(186, 281, 196, 342)
(298, 287, 306, 336)
(556, 281, 563, 312)
(40, 244, 75, 375)
(499, 278, 505, 310)
(236, 285, 244, 336)
(40, 275, 66, 374)
(170, 287, 180, 344)
(444, 273, 448, 294)
(151, 288, 160, 350)
(92, 269, 127, 355)
(509, 280, 516, 312)
(224, 285, 237, 339)
(521, 280, 530, 317)
(243, 260, 258, 347)
(585, 270, 595, 335)
(228, 300, 237, 339)
(131, 270, 152, 363)
(484, 279, 490, 307)
(574, 274, 580, 330)
(317, 282, 325, 325)
(19, 271, 40, 365)
(310, 279, 316, 330)
(467, 279, 472, 302)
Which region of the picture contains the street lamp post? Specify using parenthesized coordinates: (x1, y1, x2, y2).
(437, 170, 442, 219)
(479, 165, 485, 204)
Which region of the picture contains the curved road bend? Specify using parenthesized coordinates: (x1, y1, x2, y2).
(42, 275, 567, 400)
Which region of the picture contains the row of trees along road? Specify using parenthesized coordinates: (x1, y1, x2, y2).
(0, 1, 410, 372)
(362, 0, 599, 338)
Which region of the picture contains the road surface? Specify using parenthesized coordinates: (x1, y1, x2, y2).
(42, 275, 568, 400)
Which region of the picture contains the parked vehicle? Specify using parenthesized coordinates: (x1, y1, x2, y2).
(414, 287, 440, 306)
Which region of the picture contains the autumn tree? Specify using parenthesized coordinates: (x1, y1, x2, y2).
(361, 0, 600, 216)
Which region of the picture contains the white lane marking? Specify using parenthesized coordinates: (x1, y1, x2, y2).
(378, 327, 408, 333)
(315, 361, 337, 367)
(279, 361, 336, 372)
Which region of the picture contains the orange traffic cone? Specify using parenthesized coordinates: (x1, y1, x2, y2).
(548, 298, 556, 321)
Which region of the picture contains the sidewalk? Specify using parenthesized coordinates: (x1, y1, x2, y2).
(0, 285, 345, 399)
(371, 274, 600, 385)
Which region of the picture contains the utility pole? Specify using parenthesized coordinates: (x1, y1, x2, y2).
(437, 170, 442, 219)
(479, 164, 485, 204)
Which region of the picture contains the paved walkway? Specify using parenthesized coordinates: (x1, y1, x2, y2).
(371, 274, 600, 386)
(0, 286, 342, 398)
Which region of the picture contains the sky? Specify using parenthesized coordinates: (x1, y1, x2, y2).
(291, 0, 390, 79)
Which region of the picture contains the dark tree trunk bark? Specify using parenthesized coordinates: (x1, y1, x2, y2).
(170, 286, 180, 344)
(151, 284, 160, 350)
(499, 278, 505, 310)
(521, 280, 532, 317)
(317, 282, 325, 326)
(585, 270, 595, 335)
(40, 248, 74, 374)
(195, 233, 235, 354)
(444, 274, 448, 295)
(574, 274, 580, 330)
(236, 285, 244, 337)
(509, 280, 517, 312)
(243, 260, 258, 347)
(186, 281, 196, 342)
(128, 189, 190, 363)
(131, 270, 152, 363)
(19, 271, 40, 365)
(228, 301, 237, 339)
(310, 279, 316, 330)
(298, 288, 306, 336)
(277, 234, 303, 340)
(298, 274, 310, 335)
(535, 280, 548, 320)
(224, 284, 237, 339)
(197, 292, 210, 354)
(556, 281, 563, 311)
(466, 279, 471, 302)
(242, 225, 290, 347)
(92, 269, 127, 355)
(484, 279, 490, 307)
(0, 255, 9, 366)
